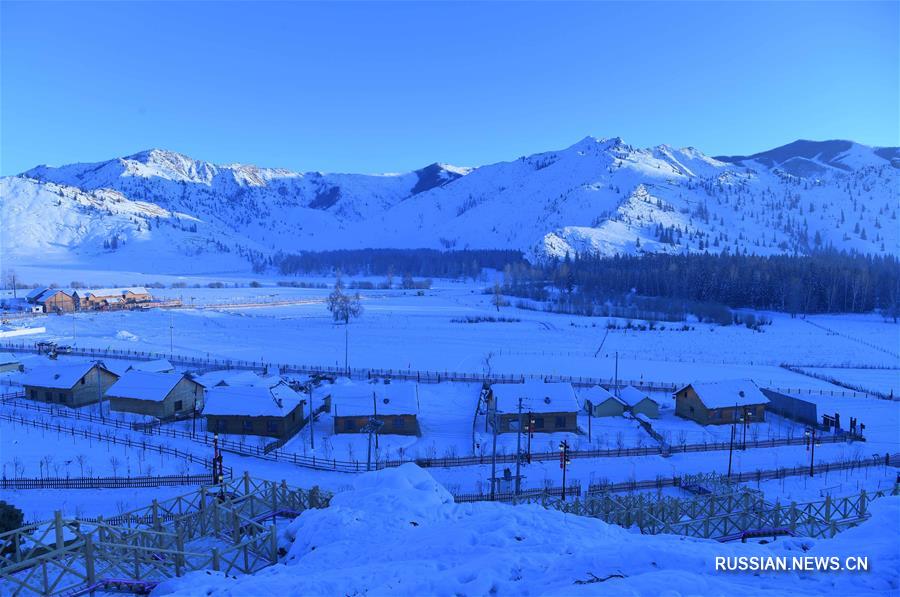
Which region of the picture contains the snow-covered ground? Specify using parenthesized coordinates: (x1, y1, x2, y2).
(152, 464, 900, 597)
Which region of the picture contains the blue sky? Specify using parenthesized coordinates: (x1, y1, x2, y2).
(1, 1, 897, 175)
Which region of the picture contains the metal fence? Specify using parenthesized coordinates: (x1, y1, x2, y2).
(0, 474, 218, 490)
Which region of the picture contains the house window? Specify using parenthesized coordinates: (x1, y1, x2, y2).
(392, 418, 405, 430)
(291, 411, 296, 421)
(554, 416, 566, 428)
(689, 406, 695, 415)
(58, 392, 66, 403)
(534, 417, 545, 430)
(45, 391, 52, 401)
(266, 421, 279, 433)
(343, 419, 355, 431)
(242, 420, 253, 431)
(29, 389, 37, 400)
(81, 377, 86, 385)
(174, 400, 183, 412)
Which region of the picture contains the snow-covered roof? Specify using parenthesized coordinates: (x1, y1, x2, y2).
(192, 369, 274, 388)
(26, 287, 48, 301)
(0, 352, 20, 366)
(491, 381, 580, 414)
(579, 385, 624, 407)
(32, 289, 71, 303)
(128, 358, 175, 373)
(330, 381, 419, 417)
(21, 361, 112, 390)
(203, 382, 304, 418)
(619, 385, 659, 407)
(679, 380, 770, 409)
(105, 371, 186, 402)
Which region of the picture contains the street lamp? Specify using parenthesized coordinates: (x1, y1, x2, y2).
(559, 440, 571, 499)
(805, 427, 817, 477)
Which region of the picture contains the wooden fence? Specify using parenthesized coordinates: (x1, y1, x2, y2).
(0, 474, 217, 490)
(0, 474, 330, 596)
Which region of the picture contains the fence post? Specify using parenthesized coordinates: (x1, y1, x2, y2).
(54, 510, 64, 551)
(212, 547, 220, 571)
(270, 524, 279, 564)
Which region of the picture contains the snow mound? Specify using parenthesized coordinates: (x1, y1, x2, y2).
(152, 466, 900, 596)
(115, 330, 139, 342)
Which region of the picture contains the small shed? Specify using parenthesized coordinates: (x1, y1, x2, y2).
(487, 380, 580, 433)
(675, 380, 769, 425)
(619, 385, 660, 419)
(580, 386, 626, 418)
(332, 381, 420, 436)
(27, 289, 76, 313)
(203, 382, 306, 439)
(106, 371, 203, 419)
(0, 352, 22, 373)
(21, 361, 119, 407)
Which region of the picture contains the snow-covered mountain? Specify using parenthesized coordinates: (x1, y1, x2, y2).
(2, 137, 897, 272)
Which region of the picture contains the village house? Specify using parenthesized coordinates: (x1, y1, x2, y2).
(21, 361, 119, 407)
(105, 371, 203, 419)
(26, 288, 76, 314)
(203, 381, 306, 440)
(76, 287, 152, 311)
(675, 380, 769, 425)
(619, 385, 661, 419)
(331, 381, 420, 436)
(0, 352, 23, 373)
(127, 358, 176, 374)
(580, 385, 626, 417)
(487, 380, 580, 433)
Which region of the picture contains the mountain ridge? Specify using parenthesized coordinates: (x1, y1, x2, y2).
(4, 136, 898, 273)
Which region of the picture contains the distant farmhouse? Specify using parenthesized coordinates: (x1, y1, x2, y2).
(0, 352, 23, 373)
(619, 385, 661, 419)
(675, 380, 769, 425)
(75, 287, 153, 311)
(106, 371, 203, 419)
(203, 381, 306, 439)
(21, 361, 118, 407)
(487, 380, 580, 433)
(581, 386, 626, 418)
(331, 381, 420, 436)
(26, 288, 76, 314)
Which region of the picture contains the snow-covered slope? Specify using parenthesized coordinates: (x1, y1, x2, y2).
(3, 137, 898, 272)
(151, 465, 900, 596)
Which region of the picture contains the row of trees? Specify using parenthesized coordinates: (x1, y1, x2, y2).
(276, 249, 525, 279)
(502, 250, 900, 317)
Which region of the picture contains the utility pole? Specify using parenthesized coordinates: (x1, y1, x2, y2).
(526, 412, 534, 463)
(559, 440, 570, 500)
(515, 398, 523, 495)
(169, 311, 174, 358)
(614, 352, 619, 396)
(807, 427, 816, 477)
(344, 319, 350, 376)
(97, 363, 104, 421)
(727, 406, 736, 478)
(309, 387, 315, 450)
(490, 410, 498, 500)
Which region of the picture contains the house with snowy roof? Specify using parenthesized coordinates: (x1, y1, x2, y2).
(0, 352, 22, 373)
(619, 385, 660, 419)
(127, 358, 175, 374)
(203, 381, 306, 439)
(580, 385, 626, 418)
(331, 381, 420, 436)
(674, 380, 769, 425)
(75, 287, 152, 310)
(21, 361, 118, 407)
(487, 380, 580, 433)
(106, 371, 203, 419)
(25, 288, 76, 313)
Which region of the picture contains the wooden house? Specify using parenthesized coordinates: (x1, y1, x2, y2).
(619, 385, 660, 419)
(106, 371, 203, 419)
(580, 385, 626, 417)
(77, 287, 152, 310)
(331, 381, 420, 436)
(21, 361, 119, 407)
(675, 380, 769, 425)
(26, 288, 76, 314)
(0, 352, 22, 373)
(203, 381, 306, 440)
(487, 380, 580, 433)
